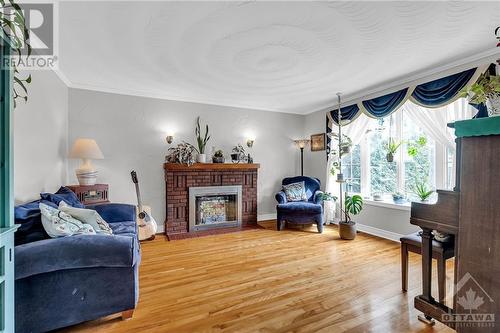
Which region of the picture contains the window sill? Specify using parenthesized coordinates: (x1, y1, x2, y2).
(363, 197, 411, 211)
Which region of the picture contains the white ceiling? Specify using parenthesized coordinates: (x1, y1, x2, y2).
(59, 1, 500, 114)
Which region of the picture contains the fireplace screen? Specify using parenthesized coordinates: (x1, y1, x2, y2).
(189, 186, 242, 231)
(196, 195, 237, 225)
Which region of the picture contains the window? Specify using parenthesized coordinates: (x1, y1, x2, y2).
(341, 145, 361, 193)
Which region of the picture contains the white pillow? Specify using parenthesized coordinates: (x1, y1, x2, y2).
(39, 203, 96, 238)
(59, 201, 113, 235)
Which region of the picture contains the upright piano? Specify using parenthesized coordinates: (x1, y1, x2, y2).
(410, 117, 500, 332)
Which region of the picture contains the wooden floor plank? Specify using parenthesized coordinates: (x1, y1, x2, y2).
(59, 222, 455, 333)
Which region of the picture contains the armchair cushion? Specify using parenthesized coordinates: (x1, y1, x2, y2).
(277, 202, 322, 214)
(282, 176, 321, 202)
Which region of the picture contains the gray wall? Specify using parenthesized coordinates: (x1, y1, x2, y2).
(68, 89, 304, 232)
(14, 70, 68, 203)
(303, 109, 327, 188)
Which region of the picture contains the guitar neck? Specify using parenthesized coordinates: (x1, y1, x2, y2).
(134, 182, 143, 211)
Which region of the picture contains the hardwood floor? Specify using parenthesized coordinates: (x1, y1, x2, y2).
(61, 222, 455, 333)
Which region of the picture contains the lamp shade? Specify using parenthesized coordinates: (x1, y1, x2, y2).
(294, 139, 310, 149)
(69, 138, 104, 160)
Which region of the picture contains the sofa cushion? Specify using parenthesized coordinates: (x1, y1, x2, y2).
(40, 186, 85, 208)
(277, 202, 322, 214)
(40, 203, 96, 238)
(15, 234, 140, 280)
(110, 221, 137, 238)
(14, 200, 56, 245)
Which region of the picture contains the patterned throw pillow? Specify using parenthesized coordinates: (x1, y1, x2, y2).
(282, 181, 308, 202)
(59, 201, 113, 235)
(39, 203, 96, 238)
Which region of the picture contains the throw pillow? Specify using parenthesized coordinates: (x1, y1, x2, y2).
(282, 181, 308, 202)
(40, 186, 85, 208)
(39, 203, 96, 238)
(59, 201, 113, 235)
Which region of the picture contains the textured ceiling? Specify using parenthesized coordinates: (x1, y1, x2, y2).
(59, 1, 500, 114)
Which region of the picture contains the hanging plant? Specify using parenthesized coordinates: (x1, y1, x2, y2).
(385, 138, 401, 162)
(407, 136, 427, 157)
(460, 72, 500, 105)
(1, 0, 32, 107)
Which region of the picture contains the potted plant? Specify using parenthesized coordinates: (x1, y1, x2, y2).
(231, 144, 245, 163)
(195, 117, 210, 163)
(340, 135, 352, 154)
(320, 192, 337, 225)
(166, 142, 197, 166)
(414, 182, 433, 201)
(407, 136, 427, 157)
(339, 194, 363, 240)
(460, 72, 500, 117)
(385, 138, 401, 162)
(212, 149, 225, 163)
(392, 192, 405, 203)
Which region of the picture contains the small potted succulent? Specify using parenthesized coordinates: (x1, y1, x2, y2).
(339, 194, 363, 240)
(385, 138, 401, 162)
(460, 71, 500, 117)
(231, 144, 246, 163)
(212, 149, 225, 163)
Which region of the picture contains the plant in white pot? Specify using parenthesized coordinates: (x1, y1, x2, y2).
(195, 117, 210, 162)
(460, 72, 500, 117)
(339, 194, 363, 240)
(320, 192, 337, 225)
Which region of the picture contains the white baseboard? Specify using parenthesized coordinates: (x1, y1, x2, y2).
(355, 223, 403, 243)
(258, 213, 276, 221)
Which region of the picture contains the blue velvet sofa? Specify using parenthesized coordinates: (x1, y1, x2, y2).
(275, 176, 324, 233)
(14, 192, 140, 333)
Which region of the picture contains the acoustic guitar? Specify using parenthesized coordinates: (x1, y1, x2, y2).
(131, 170, 157, 241)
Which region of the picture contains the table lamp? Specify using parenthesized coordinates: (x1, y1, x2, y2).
(69, 138, 104, 185)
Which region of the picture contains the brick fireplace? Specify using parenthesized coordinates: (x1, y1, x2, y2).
(164, 163, 259, 238)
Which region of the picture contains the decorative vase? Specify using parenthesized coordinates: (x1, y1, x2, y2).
(386, 152, 394, 162)
(339, 221, 356, 240)
(197, 154, 206, 163)
(486, 94, 500, 117)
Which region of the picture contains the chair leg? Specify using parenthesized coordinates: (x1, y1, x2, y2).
(277, 218, 284, 231)
(401, 243, 408, 292)
(316, 219, 323, 233)
(122, 309, 134, 320)
(437, 256, 446, 304)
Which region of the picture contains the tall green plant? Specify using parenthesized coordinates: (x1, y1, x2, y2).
(195, 116, 210, 154)
(1, 0, 32, 107)
(414, 182, 433, 201)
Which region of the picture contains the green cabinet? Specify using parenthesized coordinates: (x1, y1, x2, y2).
(1, 40, 17, 332)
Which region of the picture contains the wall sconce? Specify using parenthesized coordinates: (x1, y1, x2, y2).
(246, 139, 254, 148)
(166, 135, 174, 144)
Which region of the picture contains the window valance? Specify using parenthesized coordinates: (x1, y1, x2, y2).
(327, 66, 483, 127)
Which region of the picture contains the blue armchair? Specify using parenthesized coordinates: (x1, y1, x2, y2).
(275, 176, 324, 233)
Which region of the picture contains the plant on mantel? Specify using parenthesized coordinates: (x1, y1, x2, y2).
(1, 0, 32, 107)
(195, 117, 210, 156)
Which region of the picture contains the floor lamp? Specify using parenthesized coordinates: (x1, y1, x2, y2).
(294, 139, 310, 176)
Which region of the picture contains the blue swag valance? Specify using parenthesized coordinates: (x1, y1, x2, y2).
(325, 66, 485, 157)
(327, 67, 482, 127)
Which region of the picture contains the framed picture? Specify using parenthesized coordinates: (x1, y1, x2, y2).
(310, 133, 326, 152)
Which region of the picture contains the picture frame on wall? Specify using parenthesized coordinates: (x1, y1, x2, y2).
(310, 133, 326, 152)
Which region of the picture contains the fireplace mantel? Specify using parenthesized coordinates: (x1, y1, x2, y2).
(164, 163, 259, 238)
(164, 163, 260, 171)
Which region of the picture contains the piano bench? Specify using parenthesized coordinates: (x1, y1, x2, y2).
(400, 232, 454, 303)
